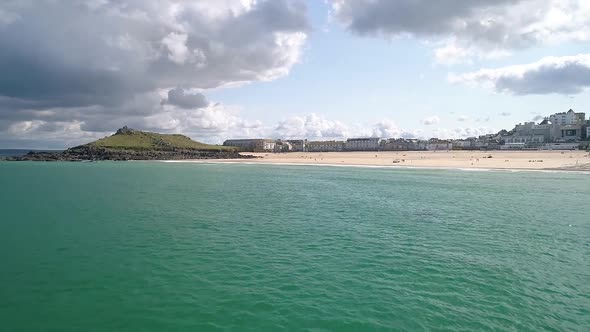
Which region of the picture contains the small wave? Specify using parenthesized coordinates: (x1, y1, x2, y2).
(157, 160, 590, 175)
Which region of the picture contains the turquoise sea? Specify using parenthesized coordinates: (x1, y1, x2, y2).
(0, 161, 589, 331)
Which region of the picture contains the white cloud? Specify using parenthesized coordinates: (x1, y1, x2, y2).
(433, 126, 495, 139)
(371, 120, 421, 139)
(127, 100, 262, 144)
(161, 32, 206, 65)
(1, 0, 309, 95)
(449, 54, 590, 95)
(1, 120, 109, 149)
(434, 42, 473, 65)
(330, 0, 590, 63)
(274, 113, 349, 139)
(272, 115, 428, 140)
(0, 0, 309, 145)
(421, 115, 440, 126)
(371, 119, 401, 138)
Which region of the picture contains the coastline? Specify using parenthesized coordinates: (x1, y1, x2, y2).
(161, 150, 590, 173)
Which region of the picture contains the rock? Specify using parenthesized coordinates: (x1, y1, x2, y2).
(115, 126, 135, 135)
(5, 146, 257, 161)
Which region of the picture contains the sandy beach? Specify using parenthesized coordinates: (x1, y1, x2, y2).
(172, 150, 590, 172)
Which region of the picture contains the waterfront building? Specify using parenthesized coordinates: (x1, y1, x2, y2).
(558, 124, 583, 141)
(514, 122, 535, 135)
(452, 139, 473, 150)
(273, 140, 293, 152)
(407, 139, 427, 151)
(426, 139, 452, 151)
(532, 120, 552, 142)
(506, 119, 569, 146)
(381, 138, 411, 151)
(306, 141, 345, 152)
(541, 143, 581, 150)
(345, 138, 382, 151)
(549, 109, 585, 125)
(500, 143, 527, 150)
(452, 136, 498, 150)
(504, 135, 545, 144)
(286, 140, 306, 152)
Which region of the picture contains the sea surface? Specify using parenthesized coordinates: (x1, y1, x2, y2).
(0, 161, 589, 331)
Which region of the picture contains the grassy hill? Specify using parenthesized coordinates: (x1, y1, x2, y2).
(83, 127, 233, 151)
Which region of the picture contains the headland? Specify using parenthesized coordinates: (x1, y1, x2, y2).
(2, 127, 253, 161)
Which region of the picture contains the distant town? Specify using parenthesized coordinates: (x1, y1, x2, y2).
(224, 109, 590, 152)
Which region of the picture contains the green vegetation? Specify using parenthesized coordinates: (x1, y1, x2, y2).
(83, 127, 233, 151)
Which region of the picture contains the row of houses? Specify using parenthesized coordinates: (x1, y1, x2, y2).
(224, 134, 587, 153)
(224, 137, 456, 152)
(223, 109, 590, 152)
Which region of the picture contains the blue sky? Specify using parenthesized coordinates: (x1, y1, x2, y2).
(209, 0, 590, 138)
(1, 0, 589, 148)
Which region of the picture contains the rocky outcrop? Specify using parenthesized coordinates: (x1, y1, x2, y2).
(5, 145, 255, 161)
(3, 127, 259, 161)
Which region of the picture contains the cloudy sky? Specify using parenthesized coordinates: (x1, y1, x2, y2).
(1, 0, 590, 148)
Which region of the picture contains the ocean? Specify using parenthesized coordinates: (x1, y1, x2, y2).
(0, 161, 588, 331)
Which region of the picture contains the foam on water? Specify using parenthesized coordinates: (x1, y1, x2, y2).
(161, 159, 590, 175)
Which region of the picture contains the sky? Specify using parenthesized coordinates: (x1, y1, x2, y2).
(1, 0, 590, 149)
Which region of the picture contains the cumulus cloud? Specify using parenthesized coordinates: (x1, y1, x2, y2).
(371, 120, 402, 138)
(330, 0, 590, 63)
(272, 115, 424, 140)
(161, 32, 206, 65)
(0, 120, 108, 149)
(433, 127, 495, 139)
(151, 103, 264, 143)
(162, 88, 209, 109)
(371, 120, 419, 138)
(274, 113, 349, 139)
(421, 115, 440, 126)
(449, 54, 590, 95)
(0, 0, 309, 146)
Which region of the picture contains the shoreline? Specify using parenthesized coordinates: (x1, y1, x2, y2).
(160, 150, 590, 174)
(161, 160, 590, 174)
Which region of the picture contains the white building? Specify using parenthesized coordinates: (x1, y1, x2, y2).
(286, 140, 306, 152)
(426, 141, 453, 150)
(549, 109, 585, 125)
(504, 135, 545, 144)
(501, 143, 526, 150)
(306, 141, 345, 152)
(558, 124, 583, 141)
(345, 138, 382, 151)
(542, 143, 580, 150)
(452, 140, 473, 149)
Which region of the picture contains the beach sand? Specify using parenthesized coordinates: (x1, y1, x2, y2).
(191, 150, 590, 171)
